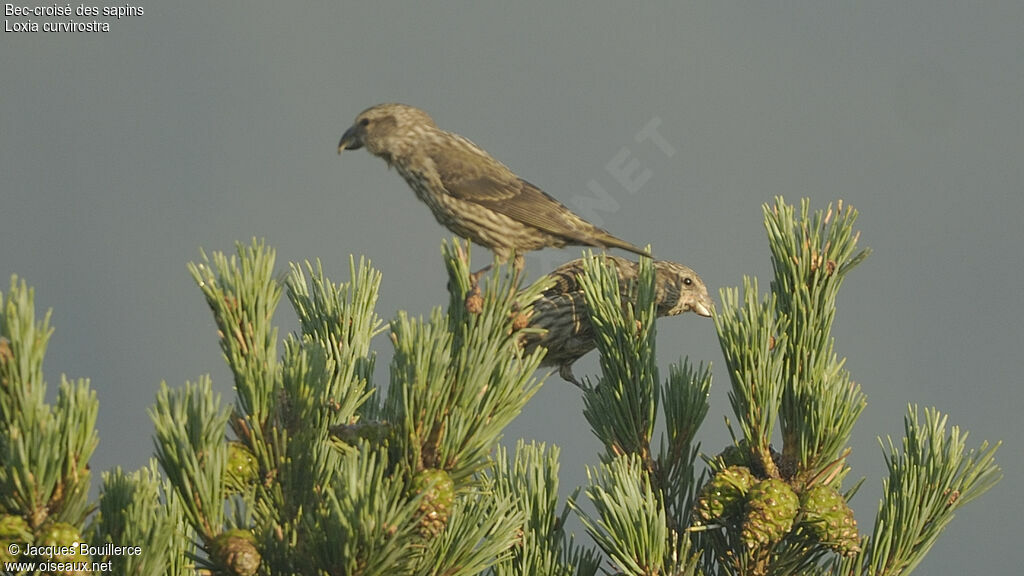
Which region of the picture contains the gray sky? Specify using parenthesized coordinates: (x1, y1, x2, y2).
(2, 2, 1021, 572)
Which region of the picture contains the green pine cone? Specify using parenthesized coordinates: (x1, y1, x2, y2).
(0, 514, 31, 562)
(36, 521, 89, 565)
(741, 478, 799, 548)
(212, 529, 261, 576)
(0, 514, 31, 541)
(800, 484, 861, 556)
(411, 468, 455, 536)
(225, 441, 258, 494)
(694, 466, 757, 524)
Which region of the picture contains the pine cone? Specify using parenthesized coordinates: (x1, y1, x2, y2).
(225, 441, 258, 494)
(800, 484, 860, 556)
(694, 465, 756, 524)
(741, 479, 799, 548)
(212, 529, 261, 576)
(36, 521, 89, 568)
(0, 514, 31, 562)
(411, 468, 455, 536)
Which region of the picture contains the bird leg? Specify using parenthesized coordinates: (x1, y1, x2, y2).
(470, 251, 521, 289)
(510, 252, 525, 289)
(559, 363, 586, 390)
(469, 263, 492, 287)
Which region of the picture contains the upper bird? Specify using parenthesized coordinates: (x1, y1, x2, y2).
(338, 104, 649, 269)
(522, 255, 713, 387)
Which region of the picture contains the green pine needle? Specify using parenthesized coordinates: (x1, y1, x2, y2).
(149, 377, 231, 541)
(578, 251, 659, 462)
(859, 406, 1002, 576)
(714, 278, 785, 478)
(0, 276, 98, 529)
(490, 441, 602, 576)
(187, 239, 282, 427)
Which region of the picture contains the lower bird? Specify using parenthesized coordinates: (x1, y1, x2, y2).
(337, 103, 649, 270)
(522, 255, 713, 387)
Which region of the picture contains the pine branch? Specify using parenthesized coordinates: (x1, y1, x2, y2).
(286, 256, 384, 425)
(0, 276, 98, 531)
(766, 198, 869, 481)
(714, 278, 785, 479)
(149, 377, 231, 546)
(303, 443, 424, 576)
(698, 199, 871, 574)
(384, 239, 547, 483)
(418, 476, 523, 576)
(187, 243, 393, 575)
(272, 338, 344, 510)
(578, 252, 659, 463)
(490, 440, 602, 576)
(187, 239, 282, 443)
(658, 360, 712, 531)
(574, 454, 699, 576)
(91, 460, 193, 575)
(569, 254, 709, 573)
(697, 199, 1002, 576)
(848, 406, 1002, 576)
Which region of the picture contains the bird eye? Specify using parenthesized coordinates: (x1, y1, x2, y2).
(359, 118, 370, 127)
(683, 277, 693, 286)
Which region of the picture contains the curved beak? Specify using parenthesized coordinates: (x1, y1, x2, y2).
(693, 298, 714, 318)
(689, 291, 714, 317)
(338, 126, 363, 154)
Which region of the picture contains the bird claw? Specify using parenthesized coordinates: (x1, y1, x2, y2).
(469, 264, 492, 288)
(560, 364, 586, 390)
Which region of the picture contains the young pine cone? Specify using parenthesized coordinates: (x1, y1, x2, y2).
(800, 484, 861, 557)
(740, 478, 799, 549)
(694, 465, 757, 525)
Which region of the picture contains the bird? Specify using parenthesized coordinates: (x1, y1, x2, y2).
(337, 103, 649, 271)
(521, 255, 713, 387)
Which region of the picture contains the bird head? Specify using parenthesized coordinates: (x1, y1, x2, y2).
(338, 103, 436, 159)
(655, 261, 714, 318)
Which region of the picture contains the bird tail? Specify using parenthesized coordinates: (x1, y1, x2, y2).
(594, 233, 651, 258)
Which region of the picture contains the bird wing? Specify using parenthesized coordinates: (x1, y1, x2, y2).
(446, 174, 603, 246)
(427, 140, 602, 243)
(541, 262, 586, 296)
(540, 255, 633, 298)
(430, 136, 649, 256)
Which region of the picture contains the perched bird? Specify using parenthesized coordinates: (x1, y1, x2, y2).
(337, 103, 649, 270)
(522, 255, 713, 387)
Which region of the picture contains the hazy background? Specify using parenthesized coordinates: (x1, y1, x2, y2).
(2, 2, 1020, 572)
